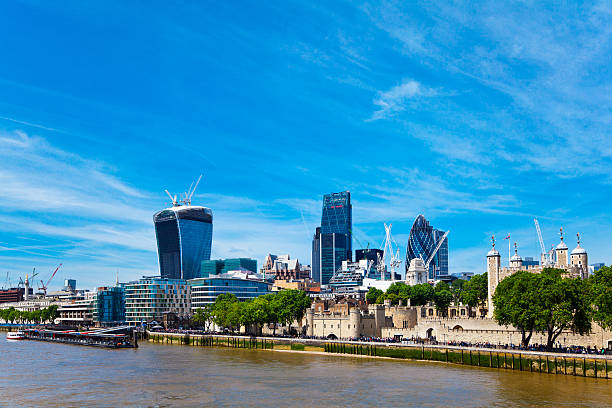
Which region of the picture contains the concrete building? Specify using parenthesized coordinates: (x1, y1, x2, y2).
(123, 277, 190, 326)
(57, 292, 95, 326)
(188, 270, 270, 312)
(487, 231, 589, 317)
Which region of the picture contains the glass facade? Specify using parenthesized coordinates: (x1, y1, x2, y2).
(320, 191, 352, 261)
(199, 258, 257, 278)
(93, 286, 125, 325)
(406, 215, 449, 280)
(189, 277, 271, 310)
(154, 206, 213, 280)
(123, 277, 191, 325)
(312, 192, 352, 285)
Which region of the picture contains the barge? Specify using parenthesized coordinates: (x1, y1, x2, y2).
(22, 327, 137, 348)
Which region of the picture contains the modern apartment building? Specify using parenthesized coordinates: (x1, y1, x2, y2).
(123, 277, 191, 325)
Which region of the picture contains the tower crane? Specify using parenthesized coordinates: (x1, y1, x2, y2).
(534, 218, 554, 266)
(39, 263, 62, 297)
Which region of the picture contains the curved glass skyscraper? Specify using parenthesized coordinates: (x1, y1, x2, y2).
(406, 215, 448, 280)
(154, 205, 213, 280)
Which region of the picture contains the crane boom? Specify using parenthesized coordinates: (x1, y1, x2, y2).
(534, 218, 546, 255)
(425, 230, 449, 270)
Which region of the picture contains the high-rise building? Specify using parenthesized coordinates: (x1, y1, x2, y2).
(321, 191, 352, 260)
(312, 192, 352, 285)
(189, 270, 270, 311)
(406, 215, 449, 280)
(154, 205, 213, 280)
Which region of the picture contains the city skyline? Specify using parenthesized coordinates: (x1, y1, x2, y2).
(0, 2, 611, 288)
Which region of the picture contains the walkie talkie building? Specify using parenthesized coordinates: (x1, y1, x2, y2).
(154, 205, 213, 280)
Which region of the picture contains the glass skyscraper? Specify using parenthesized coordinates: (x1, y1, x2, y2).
(154, 205, 213, 280)
(312, 191, 352, 284)
(406, 215, 449, 280)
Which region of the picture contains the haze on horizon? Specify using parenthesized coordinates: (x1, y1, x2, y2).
(0, 1, 610, 289)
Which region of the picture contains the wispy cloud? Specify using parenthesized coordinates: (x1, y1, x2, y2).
(369, 79, 437, 120)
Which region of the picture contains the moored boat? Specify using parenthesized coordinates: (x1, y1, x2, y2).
(6, 331, 25, 340)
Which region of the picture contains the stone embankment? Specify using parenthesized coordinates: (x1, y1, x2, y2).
(147, 332, 611, 379)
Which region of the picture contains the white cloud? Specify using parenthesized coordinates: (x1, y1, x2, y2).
(369, 79, 437, 120)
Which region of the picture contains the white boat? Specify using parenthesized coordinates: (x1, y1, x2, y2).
(6, 331, 25, 340)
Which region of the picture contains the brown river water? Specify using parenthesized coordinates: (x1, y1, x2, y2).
(1, 333, 610, 407)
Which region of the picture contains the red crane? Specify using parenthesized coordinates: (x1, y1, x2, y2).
(39, 263, 62, 297)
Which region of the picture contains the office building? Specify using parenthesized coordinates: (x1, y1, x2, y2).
(154, 204, 213, 280)
(57, 292, 96, 326)
(200, 258, 257, 278)
(406, 215, 449, 280)
(123, 277, 191, 325)
(93, 286, 125, 326)
(312, 227, 351, 285)
(189, 270, 271, 311)
(321, 191, 352, 260)
(522, 257, 539, 267)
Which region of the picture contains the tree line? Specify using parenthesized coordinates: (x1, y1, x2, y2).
(191, 289, 312, 335)
(493, 266, 611, 350)
(365, 273, 488, 316)
(0, 305, 59, 324)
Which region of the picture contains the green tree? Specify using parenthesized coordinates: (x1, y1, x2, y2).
(47, 305, 59, 322)
(386, 282, 411, 305)
(212, 293, 239, 331)
(462, 272, 488, 315)
(366, 287, 383, 304)
(589, 266, 612, 330)
(493, 271, 539, 347)
(410, 283, 434, 306)
(272, 290, 311, 333)
(191, 307, 212, 329)
(534, 268, 592, 350)
(433, 290, 453, 316)
(250, 295, 273, 334)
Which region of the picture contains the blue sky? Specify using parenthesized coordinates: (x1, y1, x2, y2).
(0, 1, 610, 289)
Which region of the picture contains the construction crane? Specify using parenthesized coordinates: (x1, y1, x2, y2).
(423, 230, 450, 275)
(39, 263, 62, 297)
(534, 218, 554, 266)
(164, 174, 203, 207)
(380, 223, 402, 281)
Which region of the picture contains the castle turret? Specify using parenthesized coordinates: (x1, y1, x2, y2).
(509, 242, 523, 268)
(555, 228, 569, 268)
(570, 233, 588, 278)
(349, 308, 360, 339)
(306, 308, 314, 337)
(487, 236, 501, 318)
(406, 258, 427, 286)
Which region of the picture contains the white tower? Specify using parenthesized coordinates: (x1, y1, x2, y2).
(487, 236, 501, 318)
(570, 233, 588, 278)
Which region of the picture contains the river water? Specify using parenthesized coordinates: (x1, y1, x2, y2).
(1, 333, 610, 407)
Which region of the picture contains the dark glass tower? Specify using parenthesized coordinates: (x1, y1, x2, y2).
(312, 191, 352, 284)
(406, 215, 448, 280)
(154, 205, 213, 280)
(321, 191, 352, 261)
